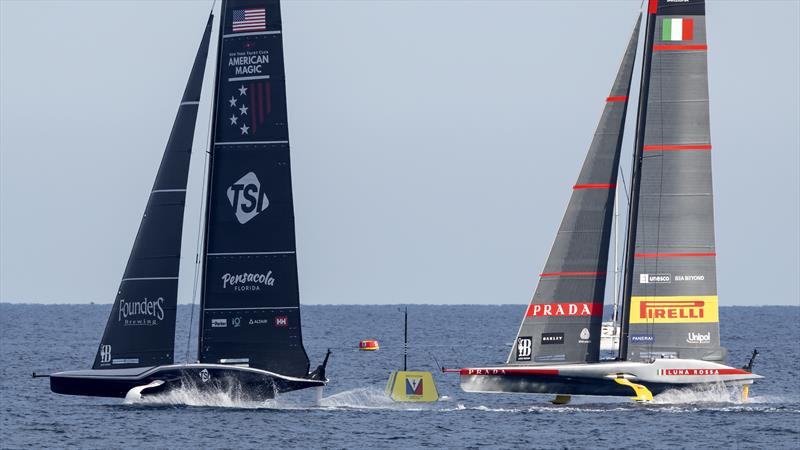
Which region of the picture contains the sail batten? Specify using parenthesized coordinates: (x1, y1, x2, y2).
(91, 16, 214, 370)
(507, 17, 641, 366)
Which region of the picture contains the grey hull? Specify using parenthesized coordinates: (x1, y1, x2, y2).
(459, 358, 759, 397)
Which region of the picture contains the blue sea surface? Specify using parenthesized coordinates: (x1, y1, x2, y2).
(1, 304, 798, 449)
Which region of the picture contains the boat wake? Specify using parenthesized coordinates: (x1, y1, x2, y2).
(651, 383, 745, 404)
(125, 383, 791, 412)
(125, 385, 441, 410)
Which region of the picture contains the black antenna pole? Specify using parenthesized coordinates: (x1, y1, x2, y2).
(619, 2, 658, 360)
(403, 307, 408, 371)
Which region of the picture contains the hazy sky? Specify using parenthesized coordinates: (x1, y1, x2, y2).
(1, 0, 798, 306)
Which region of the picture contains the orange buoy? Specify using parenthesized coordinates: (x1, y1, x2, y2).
(359, 339, 379, 351)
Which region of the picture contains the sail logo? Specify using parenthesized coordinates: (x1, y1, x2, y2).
(578, 327, 591, 344)
(221, 270, 275, 291)
(540, 332, 564, 345)
(227, 172, 269, 224)
(516, 337, 532, 361)
(526, 302, 601, 317)
(118, 297, 165, 326)
(630, 296, 719, 324)
(686, 332, 711, 344)
(639, 273, 671, 284)
(100, 345, 112, 363)
(405, 377, 424, 396)
(675, 275, 705, 282)
(630, 334, 655, 344)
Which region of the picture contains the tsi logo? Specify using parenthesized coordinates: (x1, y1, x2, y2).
(516, 337, 532, 361)
(227, 172, 269, 224)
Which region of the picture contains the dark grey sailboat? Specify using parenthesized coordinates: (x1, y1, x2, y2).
(448, 0, 760, 401)
(44, 0, 329, 400)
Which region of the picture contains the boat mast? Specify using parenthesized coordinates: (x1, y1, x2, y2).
(612, 181, 620, 332)
(196, 2, 226, 359)
(618, 1, 658, 360)
(403, 307, 408, 371)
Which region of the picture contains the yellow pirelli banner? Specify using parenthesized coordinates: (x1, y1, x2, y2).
(629, 296, 719, 324)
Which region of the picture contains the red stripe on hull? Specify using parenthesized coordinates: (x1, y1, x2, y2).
(643, 144, 712, 151)
(635, 252, 716, 258)
(654, 44, 708, 51)
(461, 368, 559, 376)
(660, 368, 750, 376)
(606, 96, 628, 102)
(648, 0, 658, 14)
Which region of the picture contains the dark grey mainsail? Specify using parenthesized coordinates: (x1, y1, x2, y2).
(197, 0, 311, 378)
(507, 17, 641, 366)
(92, 16, 213, 369)
(620, 0, 725, 362)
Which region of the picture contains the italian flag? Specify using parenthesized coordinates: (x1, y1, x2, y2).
(662, 18, 694, 41)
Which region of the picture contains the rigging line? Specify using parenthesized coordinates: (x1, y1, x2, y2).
(618, 165, 631, 204)
(185, 26, 218, 363)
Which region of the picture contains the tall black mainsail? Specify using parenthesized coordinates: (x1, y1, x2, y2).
(620, 0, 724, 362)
(92, 17, 213, 370)
(198, 0, 311, 378)
(508, 17, 641, 366)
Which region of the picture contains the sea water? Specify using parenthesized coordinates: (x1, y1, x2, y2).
(1, 304, 798, 449)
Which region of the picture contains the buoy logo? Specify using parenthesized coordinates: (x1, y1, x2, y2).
(227, 171, 269, 224)
(405, 377, 424, 396)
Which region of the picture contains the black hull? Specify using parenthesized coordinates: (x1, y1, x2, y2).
(50, 364, 326, 400)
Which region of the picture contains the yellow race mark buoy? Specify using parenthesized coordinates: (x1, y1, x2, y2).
(386, 371, 439, 402)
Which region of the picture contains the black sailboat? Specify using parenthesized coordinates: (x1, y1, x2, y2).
(447, 0, 760, 401)
(44, 0, 329, 400)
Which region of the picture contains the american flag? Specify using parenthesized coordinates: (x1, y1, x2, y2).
(229, 80, 272, 136)
(232, 8, 266, 32)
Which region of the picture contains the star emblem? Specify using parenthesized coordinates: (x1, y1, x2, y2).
(229, 114, 238, 125)
(228, 96, 237, 107)
(239, 105, 248, 115)
(240, 123, 250, 135)
(238, 85, 248, 96)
